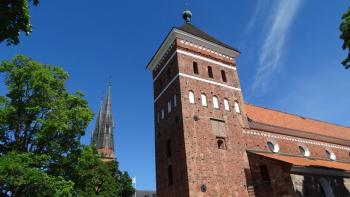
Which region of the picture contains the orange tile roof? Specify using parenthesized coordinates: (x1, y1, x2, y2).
(252, 152, 350, 171)
(245, 104, 350, 141)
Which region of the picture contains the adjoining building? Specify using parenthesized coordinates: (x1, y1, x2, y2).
(147, 10, 350, 197)
(132, 190, 156, 197)
(91, 83, 116, 161)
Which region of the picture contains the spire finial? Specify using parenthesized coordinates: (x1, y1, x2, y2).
(182, 9, 192, 23)
(108, 75, 112, 86)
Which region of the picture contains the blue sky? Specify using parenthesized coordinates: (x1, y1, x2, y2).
(1, 0, 350, 190)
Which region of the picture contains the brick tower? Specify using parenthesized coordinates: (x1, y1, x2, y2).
(147, 11, 251, 197)
(91, 83, 115, 161)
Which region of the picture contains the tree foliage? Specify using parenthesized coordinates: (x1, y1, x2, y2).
(0, 152, 74, 197)
(0, 55, 135, 196)
(340, 6, 350, 69)
(0, 0, 40, 45)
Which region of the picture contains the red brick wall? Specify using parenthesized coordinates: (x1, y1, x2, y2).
(153, 39, 252, 196)
(152, 36, 350, 197)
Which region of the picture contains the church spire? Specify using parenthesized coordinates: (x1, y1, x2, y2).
(91, 82, 115, 160)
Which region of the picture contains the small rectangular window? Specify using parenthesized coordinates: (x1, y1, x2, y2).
(221, 70, 227, 82)
(193, 62, 199, 74)
(208, 66, 213, 78)
(259, 164, 270, 182)
(167, 101, 171, 113)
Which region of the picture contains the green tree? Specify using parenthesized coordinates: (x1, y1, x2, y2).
(63, 146, 135, 197)
(0, 55, 135, 196)
(340, 6, 350, 69)
(0, 0, 40, 45)
(0, 152, 74, 197)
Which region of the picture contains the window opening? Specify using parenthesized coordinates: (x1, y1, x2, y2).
(221, 70, 227, 82)
(208, 66, 213, 78)
(189, 91, 195, 104)
(213, 96, 219, 109)
(168, 165, 173, 186)
(217, 137, 227, 150)
(166, 139, 172, 158)
(234, 101, 241, 113)
(224, 99, 230, 111)
(193, 62, 199, 74)
(201, 93, 207, 106)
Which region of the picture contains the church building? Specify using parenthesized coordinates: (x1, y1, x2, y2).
(147, 10, 350, 197)
(91, 83, 116, 161)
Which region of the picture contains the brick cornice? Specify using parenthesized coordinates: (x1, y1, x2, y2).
(247, 121, 350, 147)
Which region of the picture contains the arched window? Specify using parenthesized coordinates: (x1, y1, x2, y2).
(189, 91, 195, 104)
(168, 101, 171, 113)
(217, 137, 226, 150)
(213, 96, 219, 109)
(224, 99, 230, 111)
(161, 109, 165, 120)
(299, 145, 310, 157)
(267, 141, 279, 153)
(326, 149, 336, 161)
(173, 95, 177, 107)
(201, 93, 207, 106)
(234, 101, 241, 113)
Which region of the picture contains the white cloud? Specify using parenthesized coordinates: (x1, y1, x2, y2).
(245, 0, 269, 33)
(252, 0, 302, 93)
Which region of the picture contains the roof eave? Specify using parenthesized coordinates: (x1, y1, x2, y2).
(146, 27, 240, 72)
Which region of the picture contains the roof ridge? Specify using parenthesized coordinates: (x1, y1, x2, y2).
(176, 23, 240, 53)
(245, 103, 350, 130)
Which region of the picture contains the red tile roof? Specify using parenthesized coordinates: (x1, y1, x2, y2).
(252, 152, 350, 171)
(245, 104, 350, 141)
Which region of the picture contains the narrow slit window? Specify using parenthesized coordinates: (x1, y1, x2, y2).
(189, 91, 195, 104)
(193, 62, 199, 74)
(208, 66, 213, 78)
(224, 99, 230, 111)
(213, 96, 219, 109)
(168, 165, 173, 186)
(221, 70, 227, 82)
(166, 139, 172, 158)
(201, 93, 207, 106)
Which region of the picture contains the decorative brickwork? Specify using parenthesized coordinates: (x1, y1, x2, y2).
(148, 21, 350, 197)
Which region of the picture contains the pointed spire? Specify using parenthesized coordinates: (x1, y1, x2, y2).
(91, 82, 116, 160)
(91, 98, 104, 145)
